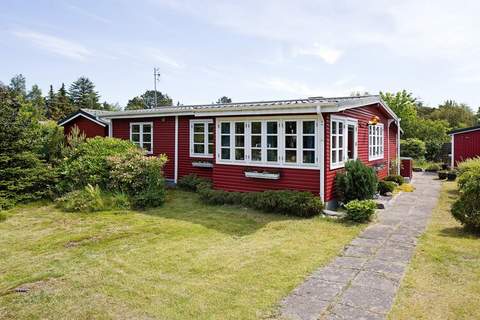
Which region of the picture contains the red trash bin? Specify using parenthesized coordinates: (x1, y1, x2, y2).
(400, 157, 413, 180)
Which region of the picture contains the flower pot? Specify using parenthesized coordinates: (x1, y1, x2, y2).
(447, 172, 457, 181)
(438, 171, 448, 180)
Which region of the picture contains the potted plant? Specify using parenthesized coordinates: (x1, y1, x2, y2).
(447, 171, 457, 181)
(438, 170, 448, 180)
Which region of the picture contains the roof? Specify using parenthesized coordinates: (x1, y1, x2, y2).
(448, 125, 480, 135)
(58, 109, 110, 127)
(99, 95, 400, 120)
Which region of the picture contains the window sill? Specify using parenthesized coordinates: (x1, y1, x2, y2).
(368, 156, 384, 161)
(192, 161, 213, 168)
(190, 154, 214, 159)
(330, 163, 345, 170)
(216, 160, 320, 170)
(245, 171, 280, 180)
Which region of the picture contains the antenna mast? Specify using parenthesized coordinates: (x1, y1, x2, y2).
(153, 67, 161, 108)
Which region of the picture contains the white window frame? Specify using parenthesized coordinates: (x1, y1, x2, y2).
(368, 123, 384, 161)
(330, 116, 358, 170)
(215, 116, 319, 169)
(189, 119, 214, 158)
(130, 122, 153, 154)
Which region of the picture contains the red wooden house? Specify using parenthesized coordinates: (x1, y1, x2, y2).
(96, 95, 400, 208)
(449, 125, 480, 167)
(58, 109, 110, 138)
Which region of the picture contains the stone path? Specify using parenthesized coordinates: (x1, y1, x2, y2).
(280, 173, 441, 320)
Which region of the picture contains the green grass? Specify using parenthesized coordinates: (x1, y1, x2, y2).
(413, 159, 442, 169)
(0, 190, 363, 320)
(389, 182, 480, 319)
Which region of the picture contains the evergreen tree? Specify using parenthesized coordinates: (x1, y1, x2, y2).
(9, 74, 26, 97)
(216, 96, 232, 104)
(45, 85, 56, 119)
(125, 90, 172, 110)
(68, 76, 101, 109)
(56, 83, 76, 118)
(125, 96, 146, 110)
(26, 84, 46, 118)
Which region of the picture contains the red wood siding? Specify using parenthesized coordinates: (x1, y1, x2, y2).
(63, 116, 107, 138)
(453, 129, 480, 166)
(213, 165, 320, 194)
(112, 117, 175, 179)
(177, 116, 214, 180)
(324, 104, 390, 201)
(389, 123, 398, 166)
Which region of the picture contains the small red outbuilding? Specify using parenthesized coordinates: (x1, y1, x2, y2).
(450, 125, 480, 167)
(58, 109, 110, 138)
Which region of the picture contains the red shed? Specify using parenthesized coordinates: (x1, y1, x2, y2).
(450, 125, 480, 167)
(58, 109, 110, 138)
(100, 95, 400, 208)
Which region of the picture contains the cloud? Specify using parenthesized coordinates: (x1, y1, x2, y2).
(292, 44, 343, 64)
(12, 30, 92, 61)
(145, 48, 185, 69)
(66, 4, 112, 24)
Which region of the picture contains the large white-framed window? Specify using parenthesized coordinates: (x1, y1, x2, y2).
(369, 123, 384, 161)
(190, 119, 214, 158)
(130, 122, 153, 154)
(216, 117, 318, 168)
(330, 116, 358, 169)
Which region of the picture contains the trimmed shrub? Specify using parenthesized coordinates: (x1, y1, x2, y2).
(177, 174, 212, 192)
(57, 137, 139, 193)
(400, 138, 426, 159)
(335, 160, 378, 203)
(198, 187, 323, 218)
(383, 175, 404, 185)
(378, 180, 396, 196)
(108, 152, 168, 209)
(438, 171, 448, 180)
(457, 157, 480, 175)
(55, 184, 104, 212)
(344, 199, 377, 223)
(451, 165, 480, 231)
(425, 163, 441, 172)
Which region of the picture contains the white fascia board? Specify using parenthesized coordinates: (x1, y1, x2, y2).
(193, 107, 320, 117)
(449, 127, 480, 136)
(58, 113, 107, 127)
(101, 112, 194, 119)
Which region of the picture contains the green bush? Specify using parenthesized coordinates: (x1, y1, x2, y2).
(457, 157, 480, 175)
(425, 163, 441, 172)
(0, 211, 6, 222)
(197, 187, 323, 218)
(378, 180, 396, 195)
(344, 199, 377, 223)
(108, 152, 168, 209)
(335, 160, 378, 203)
(451, 165, 480, 231)
(383, 175, 404, 185)
(400, 138, 426, 159)
(55, 184, 104, 212)
(58, 137, 139, 193)
(177, 174, 212, 191)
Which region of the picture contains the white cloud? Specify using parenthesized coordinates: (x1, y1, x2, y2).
(66, 4, 112, 24)
(145, 48, 185, 69)
(12, 30, 92, 61)
(293, 44, 343, 64)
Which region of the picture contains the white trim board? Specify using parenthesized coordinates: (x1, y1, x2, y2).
(58, 113, 107, 127)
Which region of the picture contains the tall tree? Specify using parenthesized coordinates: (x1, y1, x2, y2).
(125, 90, 172, 110)
(68, 76, 101, 109)
(9, 74, 26, 97)
(216, 96, 232, 104)
(45, 84, 75, 120)
(428, 100, 476, 129)
(380, 90, 418, 138)
(45, 85, 55, 119)
(26, 84, 46, 118)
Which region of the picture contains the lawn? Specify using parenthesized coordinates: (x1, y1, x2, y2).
(389, 181, 480, 319)
(0, 190, 363, 320)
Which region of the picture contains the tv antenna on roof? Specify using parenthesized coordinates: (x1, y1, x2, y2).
(153, 67, 161, 108)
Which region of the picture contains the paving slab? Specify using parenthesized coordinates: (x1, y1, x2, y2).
(279, 173, 441, 320)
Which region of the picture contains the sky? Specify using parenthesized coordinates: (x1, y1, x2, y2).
(1, 0, 480, 108)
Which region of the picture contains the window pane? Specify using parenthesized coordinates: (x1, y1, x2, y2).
(267, 149, 277, 162)
(235, 148, 244, 160)
(132, 125, 140, 133)
(221, 148, 230, 160)
(332, 121, 337, 134)
(194, 133, 204, 143)
(267, 122, 277, 134)
(208, 144, 214, 154)
(235, 135, 244, 147)
(132, 133, 140, 142)
(221, 123, 230, 134)
(235, 122, 244, 134)
(221, 135, 230, 147)
(303, 121, 315, 134)
(143, 124, 152, 132)
(194, 144, 204, 154)
(285, 136, 297, 148)
(339, 149, 343, 161)
(285, 150, 297, 163)
(303, 151, 315, 164)
(267, 136, 277, 148)
(332, 136, 336, 148)
(208, 134, 214, 144)
(332, 151, 337, 163)
(338, 123, 343, 134)
(143, 133, 151, 142)
(251, 135, 261, 147)
(303, 136, 315, 149)
(251, 122, 261, 134)
(194, 123, 204, 133)
(252, 149, 261, 161)
(285, 121, 297, 134)
(208, 123, 214, 133)
(339, 135, 343, 148)
(143, 143, 152, 152)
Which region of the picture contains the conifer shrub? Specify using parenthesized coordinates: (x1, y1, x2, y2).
(335, 160, 378, 203)
(378, 180, 396, 195)
(383, 174, 405, 185)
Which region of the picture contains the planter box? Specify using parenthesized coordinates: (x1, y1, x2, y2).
(192, 161, 213, 168)
(244, 171, 280, 180)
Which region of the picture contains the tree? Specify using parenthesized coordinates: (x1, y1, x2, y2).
(45, 85, 56, 119)
(380, 90, 418, 138)
(102, 101, 120, 111)
(46, 84, 75, 120)
(68, 76, 101, 109)
(415, 101, 435, 118)
(9, 74, 26, 97)
(216, 96, 232, 104)
(410, 118, 450, 161)
(125, 90, 172, 110)
(26, 84, 46, 117)
(428, 100, 476, 129)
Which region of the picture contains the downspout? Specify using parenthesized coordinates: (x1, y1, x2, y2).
(317, 105, 325, 203)
(174, 116, 179, 184)
(450, 134, 455, 169)
(108, 120, 113, 137)
(387, 119, 394, 175)
(397, 118, 401, 175)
